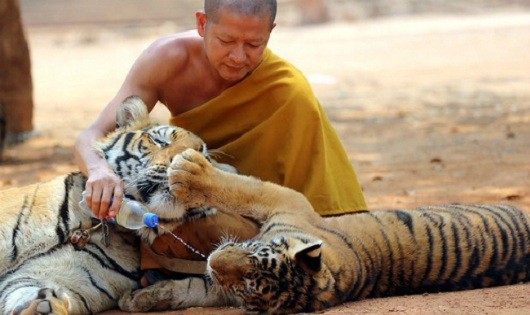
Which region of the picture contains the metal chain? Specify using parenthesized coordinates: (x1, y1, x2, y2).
(102, 220, 110, 247)
(158, 225, 207, 259)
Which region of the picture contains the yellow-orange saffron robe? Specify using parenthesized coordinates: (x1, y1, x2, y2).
(170, 48, 367, 215)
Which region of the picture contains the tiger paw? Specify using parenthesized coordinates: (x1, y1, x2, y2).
(13, 288, 69, 315)
(119, 278, 217, 311)
(184, 205, 217, 220)
(167, 148, 218, 209)
(118, 289, 152, 312)
(118, 282, 174, 312)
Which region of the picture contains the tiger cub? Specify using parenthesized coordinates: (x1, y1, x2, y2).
(0, 96, 229, 315)
(119, 148, 530, 314)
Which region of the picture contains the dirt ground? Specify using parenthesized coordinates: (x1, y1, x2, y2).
(1, 7, 530, 315)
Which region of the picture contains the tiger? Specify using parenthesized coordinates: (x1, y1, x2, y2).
(119, 148, 530, 314)
(0, 95, 239, 315)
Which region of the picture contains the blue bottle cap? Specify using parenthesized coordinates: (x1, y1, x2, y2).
(143, 213, 159, 228)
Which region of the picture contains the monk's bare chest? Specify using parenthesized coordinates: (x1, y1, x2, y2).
(158, 75, 224, 115)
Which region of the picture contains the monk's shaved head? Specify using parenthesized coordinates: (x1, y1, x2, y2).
(204, 0, 277, 28)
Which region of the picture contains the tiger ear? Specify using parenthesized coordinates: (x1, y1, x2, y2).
(293, 240, 323, 272)
(116, 95, 150, 129)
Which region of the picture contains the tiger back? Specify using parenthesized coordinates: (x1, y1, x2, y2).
(325, 204, 530, 298)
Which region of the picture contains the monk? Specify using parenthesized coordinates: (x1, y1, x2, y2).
(74, 0, 367, 286)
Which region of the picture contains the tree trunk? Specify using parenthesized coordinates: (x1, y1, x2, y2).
(0, 0, 34, 144)
(0, 102, 5, 158)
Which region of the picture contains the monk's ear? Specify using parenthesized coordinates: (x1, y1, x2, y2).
(196, 12, 207, 37)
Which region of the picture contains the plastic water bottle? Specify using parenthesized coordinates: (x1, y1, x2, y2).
(115, 199, 158, 229)
(79, 191, 158, 229)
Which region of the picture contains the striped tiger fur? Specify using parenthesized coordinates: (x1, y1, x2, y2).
(118, 148, 530, 314)
(0, 96, 229, 315)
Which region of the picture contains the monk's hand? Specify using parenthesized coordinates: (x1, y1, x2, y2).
(85, 166, 123, 219)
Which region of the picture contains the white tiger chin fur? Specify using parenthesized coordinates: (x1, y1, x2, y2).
(0, 96, 231, 314)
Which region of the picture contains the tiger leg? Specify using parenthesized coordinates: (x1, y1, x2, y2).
(168, 149, 314, 222)
(118, 278, 228, 311)
(10, 288, 68, 315)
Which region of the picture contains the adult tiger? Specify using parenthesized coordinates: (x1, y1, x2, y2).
(0, 96, 243, 314)
(119, 148, 530, 314)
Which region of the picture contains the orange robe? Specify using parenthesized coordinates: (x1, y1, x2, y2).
(170, 48, 367, 215)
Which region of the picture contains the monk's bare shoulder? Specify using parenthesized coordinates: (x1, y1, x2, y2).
(128, 31, 223, 114)
(138, 31, 203, 77)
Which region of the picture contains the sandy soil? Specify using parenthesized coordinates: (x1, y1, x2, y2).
(1, 10, 530, 315)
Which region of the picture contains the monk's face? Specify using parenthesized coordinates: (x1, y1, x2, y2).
(197, 8, 274, 82)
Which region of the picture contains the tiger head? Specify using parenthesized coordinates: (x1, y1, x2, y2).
(207, 235, 336, 313)
(95, 96, 216, 229)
